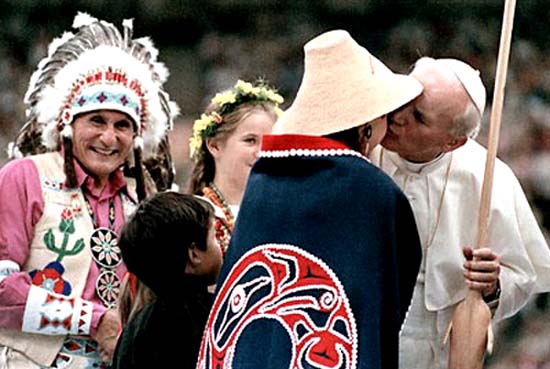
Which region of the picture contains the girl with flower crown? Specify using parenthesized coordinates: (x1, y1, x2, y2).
(187, 79, 284, 255)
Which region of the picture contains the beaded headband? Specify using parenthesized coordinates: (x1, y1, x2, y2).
(189, 80, 284, 162)
(11, 12, 179, 160)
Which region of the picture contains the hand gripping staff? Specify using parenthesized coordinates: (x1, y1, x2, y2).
(445, 0, 517, 367)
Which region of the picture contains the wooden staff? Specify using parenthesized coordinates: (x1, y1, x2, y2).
(447, 0, 517, 368)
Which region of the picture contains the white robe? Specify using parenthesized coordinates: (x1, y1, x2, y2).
(371, 139, 550, 368)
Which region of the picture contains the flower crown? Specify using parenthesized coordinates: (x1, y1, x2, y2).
(189, 79, 284, 162)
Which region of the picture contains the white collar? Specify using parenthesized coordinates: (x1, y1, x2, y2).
(384, 149, 450, 176)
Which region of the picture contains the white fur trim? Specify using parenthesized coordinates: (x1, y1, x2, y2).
(22, 285, 93, 335)
(6, 142, 23, 160)
(24, 33, 75, 105)
(153, 62, 169, 83)
(36, 84, 65, 128)
(134, 37, 158, 60)
(60, 124, 72, 138)
(72, 12, 97, 29)
(41, 118, 60, 150)
(122, 18, 134, 30)
(168, 101, 180, 128)
(134, 136, 144, 150)
(47, 32, 74, 57)
(0, 260, 20, 283)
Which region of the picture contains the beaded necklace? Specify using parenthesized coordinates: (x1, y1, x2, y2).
(203, 183, 235, 229)
(202, 183, 235, 254)
(83, 195, 122, 308)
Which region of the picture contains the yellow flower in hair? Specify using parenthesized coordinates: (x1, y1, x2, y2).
(189, 135, 202, 159)
(266, 90, 284, 105)
(212, 91, 237, 106)
(193, 114, 212, 134)
(190, 79, 284, 162)
(211, 112, 223, 123)
(235, 80, 254, 94)
(274, 106, 284, 118)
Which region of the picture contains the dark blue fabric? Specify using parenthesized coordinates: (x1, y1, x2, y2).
(213, 152, 421, 369)
(113, 286, 212, 369)
(112, 277, 213, 369)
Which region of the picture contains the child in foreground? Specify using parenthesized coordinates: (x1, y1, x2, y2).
(112, 192, 223, 369)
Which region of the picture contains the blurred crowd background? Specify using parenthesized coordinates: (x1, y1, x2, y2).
(0, 1, 549, 366)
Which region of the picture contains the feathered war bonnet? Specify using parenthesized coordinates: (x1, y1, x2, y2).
(11, 12, 179, 200)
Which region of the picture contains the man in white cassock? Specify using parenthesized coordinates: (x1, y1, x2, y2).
(371, 57, 550, 369)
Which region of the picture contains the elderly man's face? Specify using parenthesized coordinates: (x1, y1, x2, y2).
(72, 109, 135, 184)
(381, 63, 468, 163)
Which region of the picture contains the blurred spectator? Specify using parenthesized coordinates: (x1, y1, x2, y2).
(1, 3, 550, 365)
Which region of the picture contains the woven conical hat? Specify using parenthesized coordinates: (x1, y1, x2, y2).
(274, 30, 422, 136)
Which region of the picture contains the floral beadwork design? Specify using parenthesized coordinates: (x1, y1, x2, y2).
(29, 207, 86, 295)
(84, 196, 123, 309)
(29, 261, 72, 295)
(90, 228, 121, 268)
(90, 228, 122, 308)
(96, 270, 121, 308)
(44, 208, 85, 262)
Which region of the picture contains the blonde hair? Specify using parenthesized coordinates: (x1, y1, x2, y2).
(187, 101, 278, 195)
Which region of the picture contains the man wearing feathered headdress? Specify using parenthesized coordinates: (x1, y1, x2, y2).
(0, 13, 178, 368)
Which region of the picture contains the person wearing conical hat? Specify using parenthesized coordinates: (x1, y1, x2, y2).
(371, 57, 550, 368)
(0, 13, 178, 368)
(196, 30, 423, 369)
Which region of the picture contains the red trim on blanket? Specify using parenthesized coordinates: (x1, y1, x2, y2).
(261, 134, 350, 152)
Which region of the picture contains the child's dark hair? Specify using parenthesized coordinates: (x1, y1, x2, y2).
(119, 192, 213, 295)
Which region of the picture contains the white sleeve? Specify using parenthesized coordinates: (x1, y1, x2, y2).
(22, 285, 92, 336)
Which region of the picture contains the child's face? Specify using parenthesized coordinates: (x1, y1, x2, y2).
(210, 111, 274, 195)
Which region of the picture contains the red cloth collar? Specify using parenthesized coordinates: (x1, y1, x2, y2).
(261, 134, 350, 152)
